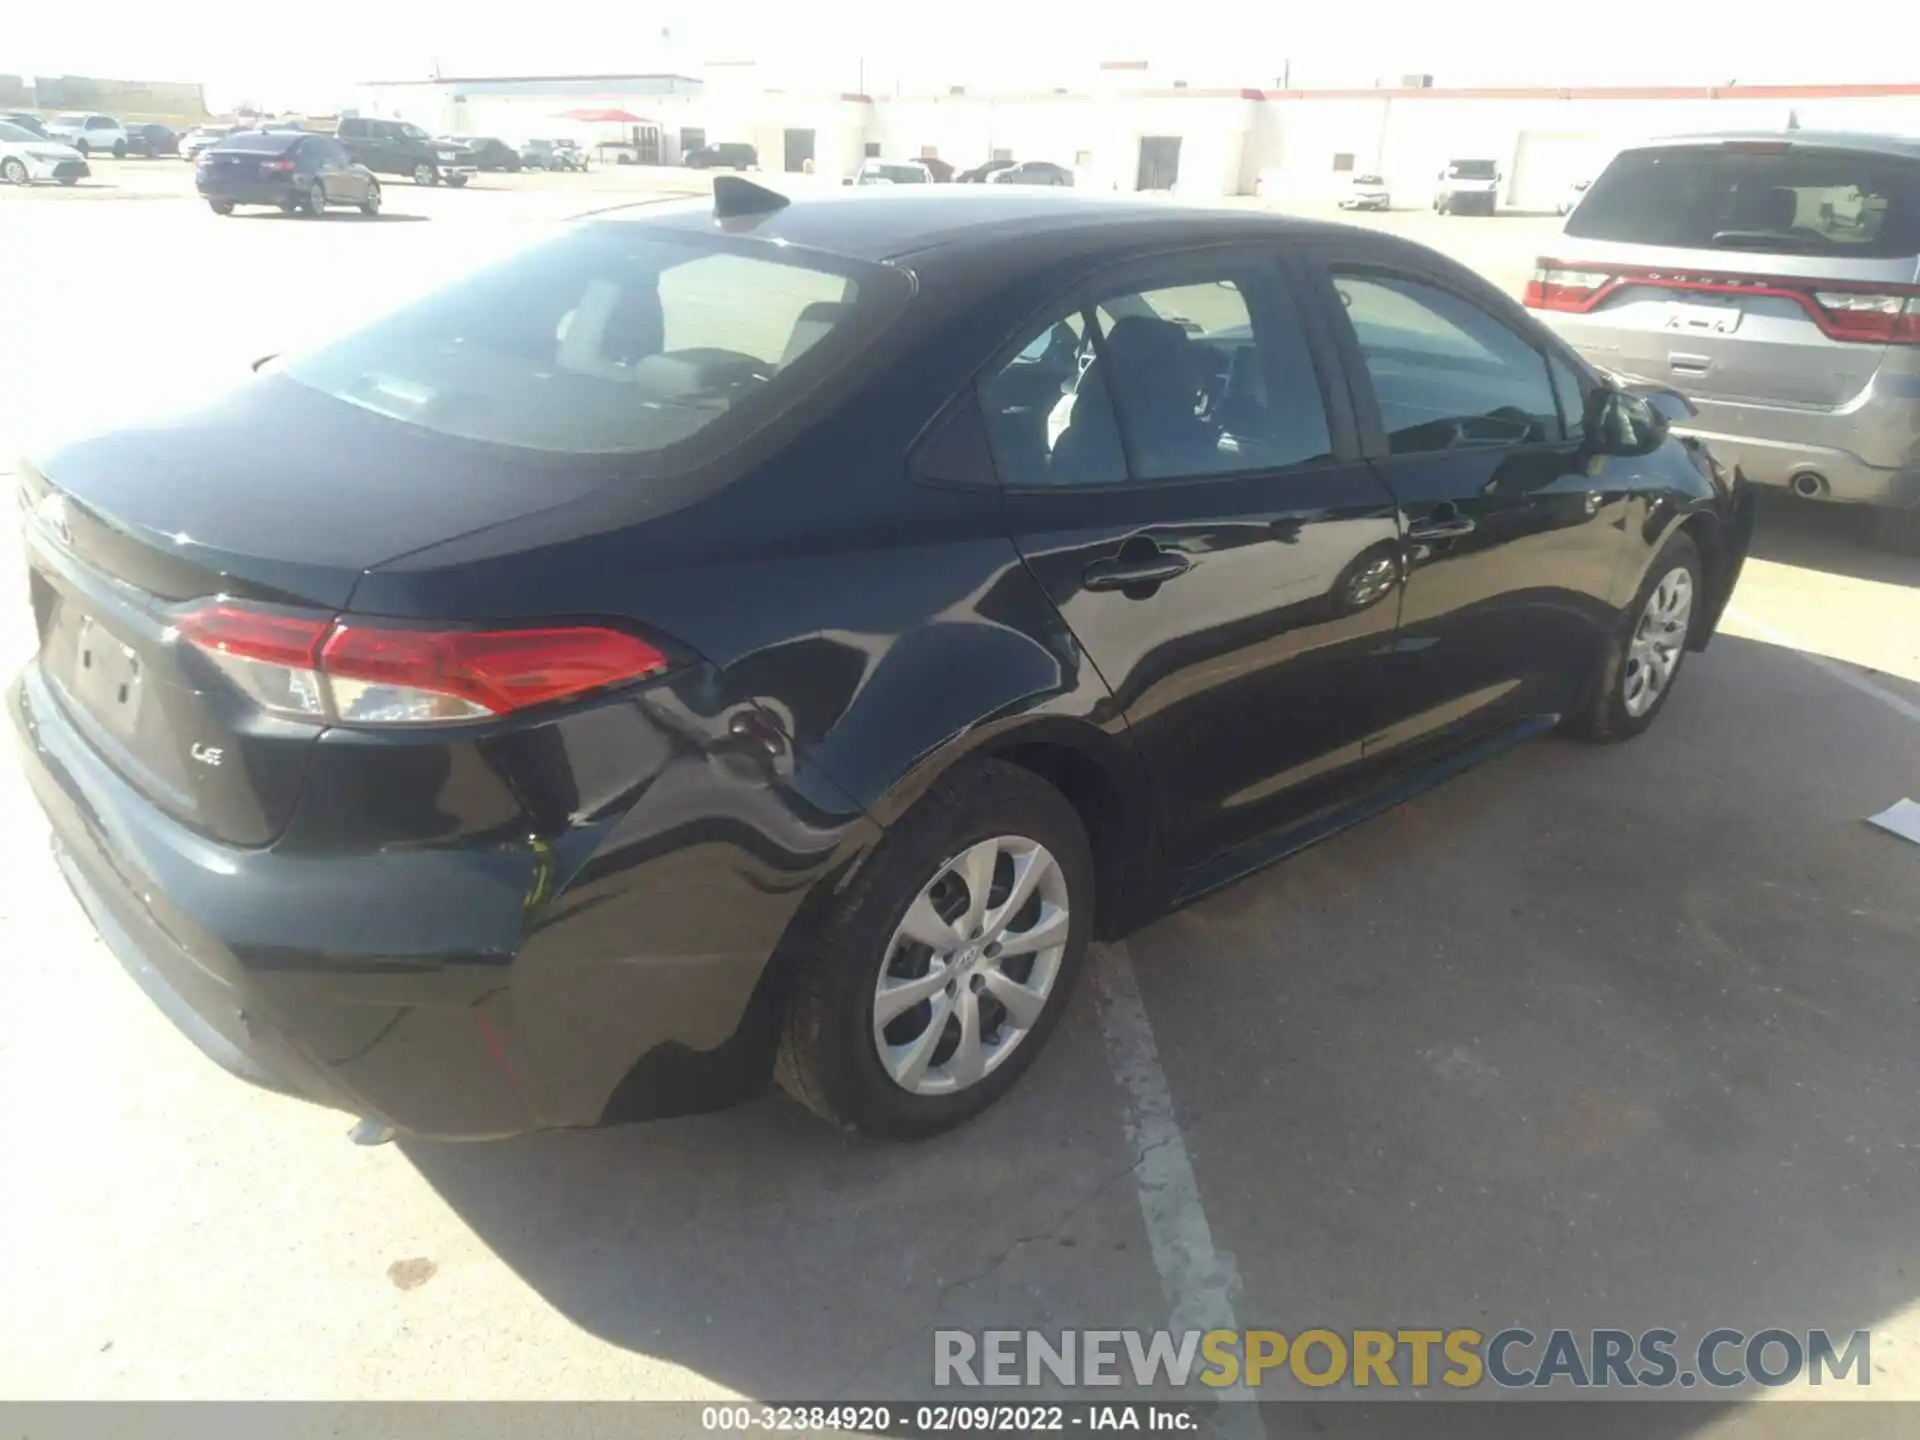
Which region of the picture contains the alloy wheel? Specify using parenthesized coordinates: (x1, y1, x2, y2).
(1, 158, 27, 185)
(872, 834, 1070, 1096)
(414, 162, 436, 185)
(307, 182, 327, 216)
(1623, 566, 1693, 717)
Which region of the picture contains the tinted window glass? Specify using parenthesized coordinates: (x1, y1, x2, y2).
(214, 131, 304, 155)
(982, 308, 1126, 487)
(1546, 351, 1588, 443)
(280, 226, 908, 458)
(0, 122, 35, 142)
(1567, 144, 1920, 257)
(1333, 271, 1559, 455)
(1448, 159, 1497, 180)
(1092, 275, 1331, 480)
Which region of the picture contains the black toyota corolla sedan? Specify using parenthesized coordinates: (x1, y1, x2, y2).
(13, 181, 1751, 1141)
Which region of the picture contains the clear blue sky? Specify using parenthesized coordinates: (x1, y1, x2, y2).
(12, 0, 1906, 113)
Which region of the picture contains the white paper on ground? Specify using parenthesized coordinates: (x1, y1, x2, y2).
(1865, 798, 1920, 845)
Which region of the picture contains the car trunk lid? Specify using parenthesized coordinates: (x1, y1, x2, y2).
(21, 379, 621, 847)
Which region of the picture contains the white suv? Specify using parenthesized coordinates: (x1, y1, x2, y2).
(48, 113, 128, 158)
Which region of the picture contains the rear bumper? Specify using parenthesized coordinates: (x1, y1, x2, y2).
(11, 664, 877, 1138)
(196, 178, 304, 205)
(1672, 417, 1920, 508)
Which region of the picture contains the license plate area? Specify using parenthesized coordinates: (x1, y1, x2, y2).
(72, 616, 146, 739)
(1665, 299, 1743, 336)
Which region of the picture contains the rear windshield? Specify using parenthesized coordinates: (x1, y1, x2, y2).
(1566, 143, 1920, 257)
(1448, 160, 1497, 180)
(213, 131, 303, 154)
(280, 224, 910, 458)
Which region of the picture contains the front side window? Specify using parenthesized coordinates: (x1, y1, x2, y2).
(279, 225, 909, 460)
(1332, 270, 1559, 455)
(88, 116, 115, 130)
(981, 265, 1333, 487)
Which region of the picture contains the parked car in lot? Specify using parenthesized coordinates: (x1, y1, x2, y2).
(1340, 172, 1392, 210)
(123, 123, 179, 158)
(1529, 130, 1920, 550)
(452, 136, 521, 171)
(335, 115, 474, 186)
(683, 141, 758, 170)
(0, 120, 88, 186)
(1, 111, 50, 139)
(1558, 177, 1592, 216)
(179, 124, 236, 161)
(520, 138, 587, 171)
(13, 181, 1751, 1143)
(957, 158, 1016, 184)
(1434, 157, 1501, 214)
(852, 158, 933, 185)
(987, 159, 1074, 187)
(47, 113, 128, 158)
(196, 129, 381, 216)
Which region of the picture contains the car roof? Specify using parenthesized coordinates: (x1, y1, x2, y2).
(602, 187, 1344, 266)
(215, 130, 307, 153)
(1628, 129, 1920, 161)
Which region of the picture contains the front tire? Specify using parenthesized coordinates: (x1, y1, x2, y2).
(208, 200, 234, 215)
(359, 181, 381, 216)
(303, 181, 327, 216)
(74, 139, 89, 157)
(776, 760, 1094, 1139)
(1562, 532, 1703, 743)
(1, 157, 28, 185)
(445, 173, 468, 188)
(413, 162, 438, 186)
(112, 140, 127, 158)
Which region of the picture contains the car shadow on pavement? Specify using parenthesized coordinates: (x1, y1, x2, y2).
(405, 634, 1919, 1424)
(402, 1000, 1173, 1401)
(1746, 489, 1920, 587)
(231, 211, 429, 224)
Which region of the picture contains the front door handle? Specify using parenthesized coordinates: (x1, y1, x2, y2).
(1407, 513, 1477, 541)
(1083, 550, 1191, 592)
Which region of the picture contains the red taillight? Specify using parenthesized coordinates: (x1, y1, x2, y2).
(1810, 290, 1920, 344)
(1524, 258, 1920, 344)
(175, 602, 670, 727)
(1524, 260, 1613, 311)
(259, 158, 294, 173)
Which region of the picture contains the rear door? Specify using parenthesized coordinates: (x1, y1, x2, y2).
(1302, 243, 1630, 767)
(986, 246, 1405, 872)
(1533, 140, 1920, 406)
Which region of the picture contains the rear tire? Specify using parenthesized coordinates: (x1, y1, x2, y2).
(303, 181, 327, 216)
(359, 181, 381, 216)
(446, 174, 468, 187)
(1562, 532, 1703, 743)
(775, 760, 1094, 1139)
(57, 174, 78, 186)
(112, 140, 127, 158)
(74, 139, 89, 156)
(208, 200, 234, 215)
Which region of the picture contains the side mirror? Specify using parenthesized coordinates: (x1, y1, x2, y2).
(1582, 383, 1672, 457)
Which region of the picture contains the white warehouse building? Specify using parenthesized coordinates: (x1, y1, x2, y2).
(351, 70, 1920, 204)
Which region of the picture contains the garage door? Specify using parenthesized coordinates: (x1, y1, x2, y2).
(1508, 131, 1609, 211)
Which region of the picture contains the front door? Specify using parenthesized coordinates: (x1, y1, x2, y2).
(983, 248, 1405, 874)
(1304, 249, 1631, 767)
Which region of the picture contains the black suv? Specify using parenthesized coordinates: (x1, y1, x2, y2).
(335, 116, 476, 186)
(684, 141, 757, 169)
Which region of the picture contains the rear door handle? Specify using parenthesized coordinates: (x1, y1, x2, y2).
(1083, 551, 1191, 591)
(1407, 514, 1477, 541)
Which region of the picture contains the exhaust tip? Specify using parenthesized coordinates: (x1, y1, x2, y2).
(1791, 472, 1829, 500)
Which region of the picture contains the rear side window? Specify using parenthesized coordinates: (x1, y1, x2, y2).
(279, 225, 910, 459)
(1567, 144, 1920, 257)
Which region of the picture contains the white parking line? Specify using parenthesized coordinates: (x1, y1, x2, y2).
(1727, 607, 1920, 725)
(1093, 942, 1262, 1428)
